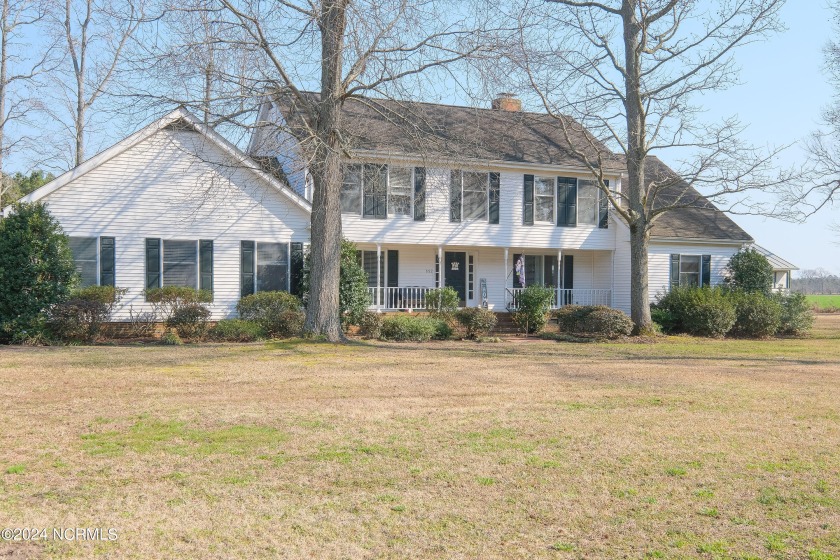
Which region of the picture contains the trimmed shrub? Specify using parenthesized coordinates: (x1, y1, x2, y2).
(126, 305, 157, 338)
(48, 286, 126, 342)
(425, 287, 460, 323)
(657, 286, 736, 338)
(725, 248, 774, 294)
(208, 319, 266, 342)
(650, 307, 678, 334)
(237, 291, 303, 338)
(455, 307, 497, 339)
(380, 315, 448, 342)
(511, 285, 555, 334)
(730, 291, 782, 338)
(775, 291, 815, 335)
(145, 286, 212, 322)
(358, 311, 384, 339)
(0, 202, 77, 343)
(166, 303, 211, 339)
(554, 305, 633, 339)
(433, 319, 453, 340)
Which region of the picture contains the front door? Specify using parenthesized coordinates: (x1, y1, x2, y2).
(444, 251, 467, 306)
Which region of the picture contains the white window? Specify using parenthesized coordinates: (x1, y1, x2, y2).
(257, 242, 289, 292)
(534, 176, 555, 223)
(341, 164, 363, 214)
(679, 255, 701, 287)
(577, 179, 599, 225)
(68, 237, 98, 287)
(163, 240, 198, 287)
(388, 167, 412, 217)
(462, 171, 488, 220)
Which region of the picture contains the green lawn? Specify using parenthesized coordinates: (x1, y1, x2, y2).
(0, 316, 839, 558)
(807, 294, 840, 311)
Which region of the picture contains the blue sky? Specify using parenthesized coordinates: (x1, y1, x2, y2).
(663, 1, 839, 273)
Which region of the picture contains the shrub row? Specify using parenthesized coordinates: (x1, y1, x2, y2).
(654, 286, 813, 338)
(379, 314, 452, 342)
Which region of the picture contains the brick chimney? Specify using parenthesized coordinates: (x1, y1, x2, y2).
(491, 92, 522, 112)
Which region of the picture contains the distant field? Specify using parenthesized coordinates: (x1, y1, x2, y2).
(807, 294, 840, 311)
(1, 316, 839, 558)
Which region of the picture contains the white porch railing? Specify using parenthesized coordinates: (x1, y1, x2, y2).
(367, 286, 435, 311)
(505, 288, 613, 310)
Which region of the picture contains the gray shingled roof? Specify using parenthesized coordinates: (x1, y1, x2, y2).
(644, 157, 753, 242)
(273, 94, 751, 242)
(275, 94, 625, 171)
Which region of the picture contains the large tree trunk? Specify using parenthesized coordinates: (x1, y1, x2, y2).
(303, 0, 348, 342)
(622, 0, 654, 334)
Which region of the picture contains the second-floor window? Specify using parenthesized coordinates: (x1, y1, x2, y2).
(534, 176, 555, 223)
(341, 164, 423, 220)
(577, 179, 599, 226)
(449, 170, 500, 223)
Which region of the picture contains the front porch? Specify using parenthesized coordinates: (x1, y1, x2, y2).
(358, 244, 616, 312)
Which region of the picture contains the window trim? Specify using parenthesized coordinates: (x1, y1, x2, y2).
(253, 241, 291, 293)
(341, 163, 417, 219)
(533, 175, 556, 225)
(161, 239, 200, 289)
(451, 169, 493, 223)
(68, 236, 100, 287)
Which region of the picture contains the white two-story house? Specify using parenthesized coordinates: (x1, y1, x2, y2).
(3, 94, 795, 321)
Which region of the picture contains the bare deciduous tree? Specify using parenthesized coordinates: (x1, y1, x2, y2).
(0, 0, 54, 207)
(494, 0, 789, 333)
(46, 0, 145, 167)
(143, 0, 492, 341)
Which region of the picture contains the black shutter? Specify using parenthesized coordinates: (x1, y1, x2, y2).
(100, 237, 115, 287)
(387, 250, 399, 287)
(199, 240, 213, 293)
(670, 254, 681, 290)
(598, 180, 610, 229)
(414, 167, 426, 221)
(523, 174, 534, 225)
(145, 238, 161, 290)
(563, 255, 574, 290)
(449, 170, 461, 222)
(434, 253, 440, 287)
(489, 172, 500, 224)
(701, 254, 711, 287)
(290, 242, 304, 296)
(241, 240, 255, 297)
(557, 177, 577, 227)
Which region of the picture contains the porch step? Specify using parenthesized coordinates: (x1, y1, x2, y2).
(491, 312, 521, 335)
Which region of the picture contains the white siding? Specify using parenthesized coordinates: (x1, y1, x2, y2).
(341, 168, 617, 250)
(648, 241, 743, 301)
(42, 128, 310, 320)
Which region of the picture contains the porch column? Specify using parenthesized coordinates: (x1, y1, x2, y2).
(503, 247, 509, 307)
(438, 246, 443, 288)
(376, 244, 382, 308)
(557, 249, 563, 307)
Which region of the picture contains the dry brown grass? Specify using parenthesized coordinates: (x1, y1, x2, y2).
(1, 316, 839, 559)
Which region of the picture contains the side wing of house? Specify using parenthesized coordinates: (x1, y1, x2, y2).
(20, 117, 311, 321)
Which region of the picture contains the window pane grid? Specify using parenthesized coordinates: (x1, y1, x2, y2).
(388, 167, 412, 216)
(577, 179, 598, 225)
(534, 176, 555, 223)
(257, 242, 289, 292)
(163, 240, 197, 288)
(341, 164, 362, 214)
(69, 237, 98, 287)
(462, 172, 487, 220)
(679, 256, 701, 287)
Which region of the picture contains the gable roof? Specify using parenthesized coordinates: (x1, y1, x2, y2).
(752, 244, 798, 271)
(271, 93, 625, 172)
(3, 108, 311, 216)
(645, 157, 753, 243)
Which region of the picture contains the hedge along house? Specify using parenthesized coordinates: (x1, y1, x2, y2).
(3, 108, 312, 321)
(3, 97, 796, 319)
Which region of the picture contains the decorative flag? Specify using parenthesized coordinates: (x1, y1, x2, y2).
(515, 255, 525, 287)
